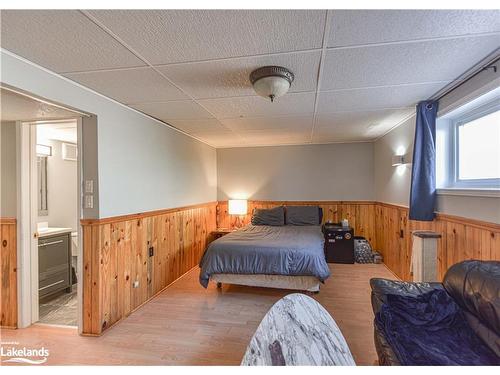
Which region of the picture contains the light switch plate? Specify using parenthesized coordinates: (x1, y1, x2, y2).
(84, 195, 94, 209)
(84, 180, 94, 193)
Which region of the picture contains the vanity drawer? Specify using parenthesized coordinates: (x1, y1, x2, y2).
(39, 270, 70, 298)
(38, 233, 71, 298)
(38, 234, 70, 275)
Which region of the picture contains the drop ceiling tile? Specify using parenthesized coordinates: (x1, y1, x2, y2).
(0, 10, 145, 73)
(64, 67, 189, 103)
(317, 82, 448, 113)
(168, 119, 227, 133)
(131, 100, 214, 121)
(314, 108, 415, 141)
(321, 35, 500, 90)
(220, 115, 313, 132)
(87, 10, 326, 65)
(240, 129, 311, 146)
(328, 10, 500, 47)
(190, 130, 246, 148)
(198, 92, 315, 119)
(156, 50, 321, 99)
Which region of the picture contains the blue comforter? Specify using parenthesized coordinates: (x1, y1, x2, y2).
(199, 225, 330, 288)
(375, 289, 499, 365)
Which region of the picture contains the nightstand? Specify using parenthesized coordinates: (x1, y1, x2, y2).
(212, 228, 233, 240)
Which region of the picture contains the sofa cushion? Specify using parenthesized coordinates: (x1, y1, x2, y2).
(370, 278, 444, 315)
(375, 289, 499, 365)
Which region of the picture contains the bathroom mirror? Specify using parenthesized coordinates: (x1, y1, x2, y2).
(37, 156, 48, 216)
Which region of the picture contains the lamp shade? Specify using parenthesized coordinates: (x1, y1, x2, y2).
(250, 66, 294, 102)
(228, 199, 248, 215)
(252, 76, 291, 101)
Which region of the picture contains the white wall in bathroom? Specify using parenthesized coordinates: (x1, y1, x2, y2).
(37, 139, 78, 231)
(1, 121, 17, 217)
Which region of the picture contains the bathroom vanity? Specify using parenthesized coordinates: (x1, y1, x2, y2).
(38, 228, 72, 298)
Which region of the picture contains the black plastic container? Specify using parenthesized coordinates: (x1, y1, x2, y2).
(322, 223, 354, 264)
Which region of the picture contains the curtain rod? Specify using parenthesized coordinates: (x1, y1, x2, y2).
(429, 48, 500, 102)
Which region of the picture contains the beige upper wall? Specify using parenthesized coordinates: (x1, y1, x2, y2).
(217, 142, 374, 201)
(0, 121, 17, 217)
(374, 61, 500, 223)
(1, 50, 217, 218)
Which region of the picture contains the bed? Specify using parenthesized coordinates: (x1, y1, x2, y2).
(199, 216, 331, 292)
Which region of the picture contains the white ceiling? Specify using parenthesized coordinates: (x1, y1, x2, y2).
(1, 10, 499, 148)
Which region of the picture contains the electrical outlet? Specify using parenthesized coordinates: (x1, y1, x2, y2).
(149, 247, 154, 257)
(133, 281, 139, 288)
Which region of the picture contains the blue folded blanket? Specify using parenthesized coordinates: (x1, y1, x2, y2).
(375, 289, 499, 365)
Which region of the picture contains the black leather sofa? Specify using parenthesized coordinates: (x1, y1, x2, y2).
(370, 260, 500, 365)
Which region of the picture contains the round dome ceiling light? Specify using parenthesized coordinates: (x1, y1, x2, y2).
(249, 66, 294, 102)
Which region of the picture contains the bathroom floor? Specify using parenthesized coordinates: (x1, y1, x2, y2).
(39, 286, 77, 326)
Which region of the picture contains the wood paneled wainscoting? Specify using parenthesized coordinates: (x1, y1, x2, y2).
(216, 200, 377, 245)
(375, 202, 500, 281)
(81, 202, 217, 335)
(0, 218, 17, 328)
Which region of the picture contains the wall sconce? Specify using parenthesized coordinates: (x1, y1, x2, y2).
(392, 150, 412, 176)
(36, 144, 52, 157)
(391, 154, 406, 166)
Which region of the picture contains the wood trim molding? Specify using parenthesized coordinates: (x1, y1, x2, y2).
(236, 200, 376, 206)
(0, 217, 17, 225)
(80, 201, 217, 226)
(376, 201, 500, 231)
(435, 212, 500, 232)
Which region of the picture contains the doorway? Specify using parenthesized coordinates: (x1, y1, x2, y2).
(34, 120, 79, 326)
(1, 85, 90, 331)
(19, 118, 82, 328)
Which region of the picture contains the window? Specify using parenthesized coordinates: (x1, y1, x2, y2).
(436, 88, 500, 193)
(457, 110, 500, 181)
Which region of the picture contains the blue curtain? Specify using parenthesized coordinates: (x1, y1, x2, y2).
(409, 100, 439, 221)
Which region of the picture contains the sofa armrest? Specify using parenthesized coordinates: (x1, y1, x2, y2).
(370, 278, 444, 315)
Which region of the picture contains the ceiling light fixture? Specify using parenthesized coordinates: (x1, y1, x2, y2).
(250, 66, 294, 102)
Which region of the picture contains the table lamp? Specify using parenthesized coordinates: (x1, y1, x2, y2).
(228, 199, 248, 229)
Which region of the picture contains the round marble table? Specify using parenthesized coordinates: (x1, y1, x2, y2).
(241, 293, 356, 366)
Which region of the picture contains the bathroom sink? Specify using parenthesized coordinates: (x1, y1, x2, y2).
(38, 227, 72, 238)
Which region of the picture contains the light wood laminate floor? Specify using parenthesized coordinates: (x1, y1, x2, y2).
(0, 263, 396, 365)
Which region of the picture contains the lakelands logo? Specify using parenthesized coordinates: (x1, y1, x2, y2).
(1, 342, 49, 364)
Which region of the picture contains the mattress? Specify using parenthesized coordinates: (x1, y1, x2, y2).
(199, 224, 330, 288)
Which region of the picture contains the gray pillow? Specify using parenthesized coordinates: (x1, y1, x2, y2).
(285, 206, 320, 225)
(251, 206, 285, 226)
